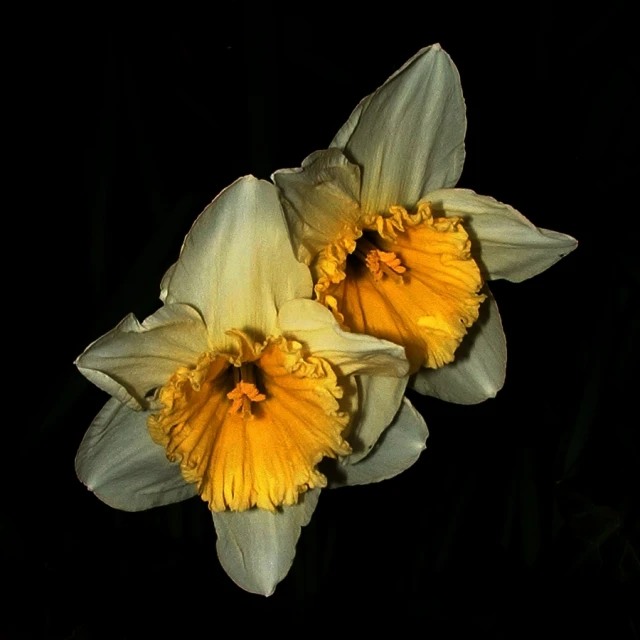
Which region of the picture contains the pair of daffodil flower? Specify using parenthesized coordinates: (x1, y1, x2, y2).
(75, 45, 577, 595)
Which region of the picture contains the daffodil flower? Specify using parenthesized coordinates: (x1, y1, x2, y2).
(273, 44, 577, 406)
(75, 176, 427, 595)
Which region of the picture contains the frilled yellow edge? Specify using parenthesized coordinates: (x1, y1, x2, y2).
(147, 331, 351, 512)
(313, 202, 485, 374)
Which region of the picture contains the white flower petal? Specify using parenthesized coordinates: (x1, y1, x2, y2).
(411, 292, 507, 404)
(75, 303, 210, 409)
(272, 149, 362, 264)
(345, 374, 409, 464)
(76, 398, 196, 511)
(159, 262, 176, 302)
(165, 176, 313, 349)
(278, 299, 409, 378)
(328, 397, 428, 487)
(330, 93, 372, 151)
(331, 44, 466, 214)
(212, 488, 320, 596)
(426, 189, 578, 282)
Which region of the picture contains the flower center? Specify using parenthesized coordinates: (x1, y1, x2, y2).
(312, 202, 485, 372)
(227, 364, 266, 419)
(351, 234, 406, 283)
(147, 331, 351, 512)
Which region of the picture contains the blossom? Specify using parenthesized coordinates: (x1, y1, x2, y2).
(75, 176, 427, 595)
(273, 44, 577, 405)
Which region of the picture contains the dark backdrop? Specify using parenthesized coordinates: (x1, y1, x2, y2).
(9, 4, 638, 637)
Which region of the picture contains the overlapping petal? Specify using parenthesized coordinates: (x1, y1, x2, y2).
(75, 36, 582, 599)
(343, 374, 409, 464)
(273, 149, 362, 264)
(330, 44, 466, 214)
(75, 303, 210, 409)
(327, 398, 428, 487)
(76, 398, 197, 511)
(163, 176, 312, 350)
(277, 298, 408, 378)
(411, 291, 507, 404)
(425, 189, 578, 282)
(212, 488, 320, 596)
(278, 298, 410, 463)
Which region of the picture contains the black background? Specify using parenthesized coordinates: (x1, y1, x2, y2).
(9, 4, 638, 637)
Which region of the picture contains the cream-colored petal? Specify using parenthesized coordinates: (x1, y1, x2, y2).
(330, 93, 372, 151)
(278, 298, 409, 378)
(159, 262, 176, 302)
(331, 44, 466, 214)
(426, 189, 578, 282)
(327, 398, 428, 487)
(345, 374, 409, 464)
(164, 176, 313, 349)
(272, 149, 362, 264)
(76, 398, 197, 511)
(75, 303, 210, 410)
(411, 291, 507, 404)
(212, 488, 320, 596)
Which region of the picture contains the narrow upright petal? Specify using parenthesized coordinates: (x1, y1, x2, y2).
(75, 303, 210, 409)
(212, 488, 320, 596)
(425, 189, 578, 282)
(76, 398, 196, 511)
(411, 292, 507, 404)
(163, 176, 313, 350)
(330, 44, 466, 214)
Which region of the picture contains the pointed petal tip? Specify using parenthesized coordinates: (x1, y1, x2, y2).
(213, 489, 321, 596)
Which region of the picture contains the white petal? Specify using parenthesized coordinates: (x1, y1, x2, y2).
(212, 488, 320, 596)
(411, 292, 507, 404)
(165, 176, 313, 349)
(330, 93, 372, 151)
(331, 44, 466, 214)
(75, 303, 209, 410)
(159, 262, 176, 302)
(278, 299, 409, 378)
(345, 375, 409, 464)
(272, 149, 362, 264)
(76, 398, 196, 511)
(425, 189, 578, 282)
(328, 398, 428, 487)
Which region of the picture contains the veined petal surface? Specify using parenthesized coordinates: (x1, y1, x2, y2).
(425, 189, 578, 282)
(75, 303, 209, 409)
(273, 149, 362, 264)
(164, 176, 312, 350)
(330, 44, 466, 214)
(212, 488, 320, 596)
(76, 398, 196, 511)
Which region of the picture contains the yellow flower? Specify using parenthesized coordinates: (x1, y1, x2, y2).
(273, 44, 577, 403)
(75, 176, 425, 595)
